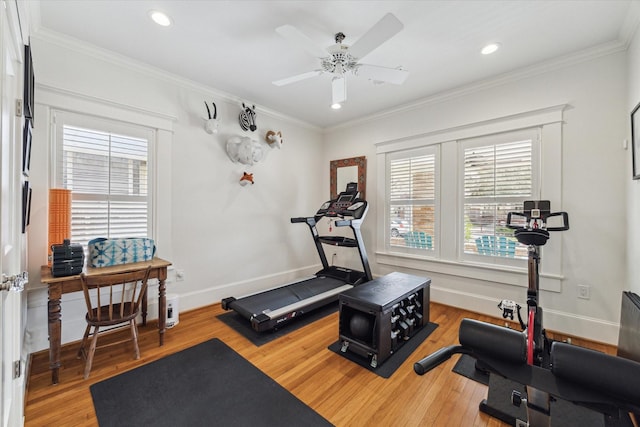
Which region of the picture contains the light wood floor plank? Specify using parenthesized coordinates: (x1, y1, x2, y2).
(24, 302, 616, 426)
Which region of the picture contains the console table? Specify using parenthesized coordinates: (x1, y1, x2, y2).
(40, 257, 172, 384)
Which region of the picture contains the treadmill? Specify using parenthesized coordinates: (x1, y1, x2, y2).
(221, 182, 372, 332)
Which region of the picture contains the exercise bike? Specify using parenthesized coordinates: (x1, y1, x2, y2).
(501, 200, 569, 367)
(414, 201, 640, 426)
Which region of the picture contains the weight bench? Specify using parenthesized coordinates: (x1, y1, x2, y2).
(415, 319, 640, 426)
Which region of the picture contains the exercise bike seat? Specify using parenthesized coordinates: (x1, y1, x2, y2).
(514, 228, 549, 246)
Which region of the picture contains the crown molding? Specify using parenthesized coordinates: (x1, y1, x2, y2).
(325, 39, 627, 133)
(30, 28, 321, 132)
(619, 0, 640, 49)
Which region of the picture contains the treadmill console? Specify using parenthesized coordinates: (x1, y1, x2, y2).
(316, 182, 367, 219)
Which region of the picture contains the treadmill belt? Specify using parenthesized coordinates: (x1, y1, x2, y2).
(232, 276, 345, 316)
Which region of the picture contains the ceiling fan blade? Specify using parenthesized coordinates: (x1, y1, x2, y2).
(356, 64, 409, 85)
(332, 76, 346, 104)
(349, 13, 404, 60)
(272, 70, 323, 86)
(276, 25, 328, 58)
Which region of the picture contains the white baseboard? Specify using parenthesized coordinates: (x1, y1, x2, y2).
(26, 265, 320, 352)
(27, 265, 618, 353)
(431, 285, 620, 345)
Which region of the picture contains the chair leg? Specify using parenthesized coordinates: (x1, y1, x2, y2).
(130, 320, 140, 360)
(77, 324, 91, 359)
(84, 325, 100, 380)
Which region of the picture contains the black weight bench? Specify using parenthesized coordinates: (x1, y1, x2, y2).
(415, 319, 640, 426)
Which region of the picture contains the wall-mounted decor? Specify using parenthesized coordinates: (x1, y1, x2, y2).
(265, 130, 283, 149)
(24, 44, 35, 124)
(632, 101, 640, 179)
(21, 181, 31, 234)
(204, 100, 219, 134)
(22, 119, 32, 176)
(226, 135, 264, 165)
(239, 103, 257, 132)
(330, 156, 366, 200)
(240, 172, 254, 186)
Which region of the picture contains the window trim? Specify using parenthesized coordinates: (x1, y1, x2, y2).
(52, 110, 155, 245)
(41, 84, 176, 261)
(375, 104, 566, 292)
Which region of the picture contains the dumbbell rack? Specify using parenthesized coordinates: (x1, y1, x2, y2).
(338, 272, 431, 368)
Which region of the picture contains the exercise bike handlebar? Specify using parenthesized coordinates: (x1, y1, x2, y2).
(506, 211, 569, 232)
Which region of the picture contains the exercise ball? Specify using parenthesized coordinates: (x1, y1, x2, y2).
(349, 313, 371, 340)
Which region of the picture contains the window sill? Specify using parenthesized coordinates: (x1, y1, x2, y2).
(375, 251, 562, 293)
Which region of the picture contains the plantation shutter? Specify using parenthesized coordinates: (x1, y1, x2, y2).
(54, 113, 152, 248)
(462, 129, 537, 258)
(388, 148, 436, 250)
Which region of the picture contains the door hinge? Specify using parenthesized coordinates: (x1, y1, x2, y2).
(13, 360, 21, 379)
(15, 99, 23, 117)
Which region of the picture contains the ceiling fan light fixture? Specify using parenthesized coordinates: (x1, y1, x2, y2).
(481, 43, 500, 55)
(274, 13, 407, 106)
(149, 10, 172, 27)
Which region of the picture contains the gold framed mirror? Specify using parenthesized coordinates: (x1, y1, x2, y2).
(330, 156, 366, 200)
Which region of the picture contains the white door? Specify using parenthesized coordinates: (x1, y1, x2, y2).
(0, 2, 27, 426)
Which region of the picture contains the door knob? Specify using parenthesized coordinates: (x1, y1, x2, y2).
(1, 272, 27, 292)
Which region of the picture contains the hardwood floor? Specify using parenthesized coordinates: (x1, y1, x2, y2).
(24, 302, 616, 426)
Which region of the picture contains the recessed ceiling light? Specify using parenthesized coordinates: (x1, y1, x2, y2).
(149, 10, 172, 27)
(331, 103, 342, 110)
(481, 43, 500, 55)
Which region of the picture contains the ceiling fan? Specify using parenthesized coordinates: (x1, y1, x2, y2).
(272, 13, 409, 106)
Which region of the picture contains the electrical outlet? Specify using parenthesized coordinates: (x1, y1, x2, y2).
(176, 270, 185, 282)
(577, 284, 590, 300)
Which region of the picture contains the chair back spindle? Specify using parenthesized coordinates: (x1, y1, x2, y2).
(78, 266, 152, 379)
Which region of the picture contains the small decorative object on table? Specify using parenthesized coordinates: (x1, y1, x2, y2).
(88, 237, 155, 267)
(51, 239, 84, 277)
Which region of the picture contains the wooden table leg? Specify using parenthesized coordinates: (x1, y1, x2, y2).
(157, 268, 167, 346)
(48, 284, 62, 385)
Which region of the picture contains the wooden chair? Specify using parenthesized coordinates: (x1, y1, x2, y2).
(77, 266, 151, 379)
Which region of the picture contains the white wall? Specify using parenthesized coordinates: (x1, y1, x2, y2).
(23, 29, 634, 351)
(628, 22, 640, 296)
(323, 50, 629, 344)
(25, 34, 325, 351)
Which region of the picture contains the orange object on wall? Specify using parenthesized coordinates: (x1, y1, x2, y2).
(48, 189, 72, 265)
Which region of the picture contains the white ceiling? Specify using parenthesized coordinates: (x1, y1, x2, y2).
(33, 0, 637, 129)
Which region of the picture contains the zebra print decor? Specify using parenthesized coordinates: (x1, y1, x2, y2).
(239, 103, 257, 132)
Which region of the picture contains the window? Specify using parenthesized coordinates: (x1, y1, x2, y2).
(387, 147, 437, 252)
(53, 111, 154, 248)
(462, 129, 539, 260)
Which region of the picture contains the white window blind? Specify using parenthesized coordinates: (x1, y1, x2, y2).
(53, 112, 153, 248)
(388, 148, 436, 251)
(462, 129, 538, 259)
